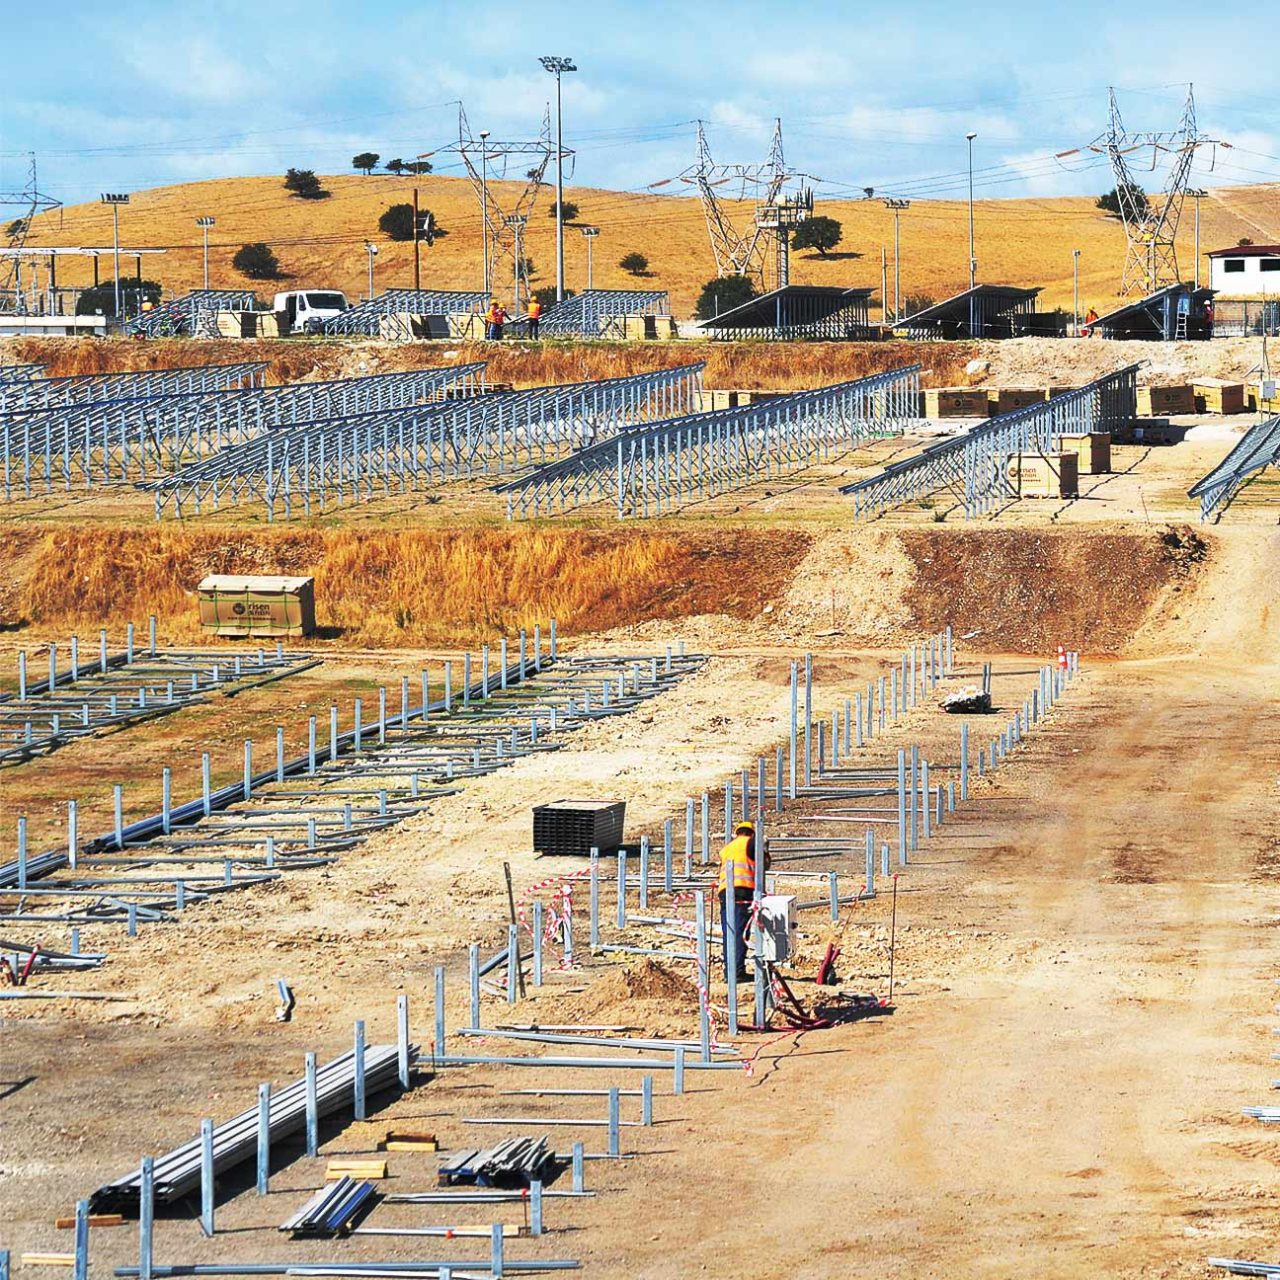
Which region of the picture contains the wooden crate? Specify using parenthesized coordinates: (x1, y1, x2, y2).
(1247, 382, 1280, 413)
(1057, 432, 1111, 475)
(695, 389, 785, 412)
(1006, 452, 1079, 498)
(987, 388, 1044, 415)
(1045, 385, 1078, 400)
(1137, 385, 1195, 416)
(1193, 379, 1246, 414)
(923, 387, 989, 418)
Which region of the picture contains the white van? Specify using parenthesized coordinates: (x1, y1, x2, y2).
(273, 290, 349, 335)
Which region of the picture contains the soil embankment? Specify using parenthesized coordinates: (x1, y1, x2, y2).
(0, 522, 1210, 655)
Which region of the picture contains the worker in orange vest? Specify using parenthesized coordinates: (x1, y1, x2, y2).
(526, 296, 543, 339)
(717, 820, 764, 982)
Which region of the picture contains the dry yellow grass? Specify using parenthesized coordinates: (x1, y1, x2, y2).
(8, 334, 975, 391)
(20, 173, 1280, 317)
(13, 525, 811, 645)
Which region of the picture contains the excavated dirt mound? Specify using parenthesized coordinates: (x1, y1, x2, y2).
(548, 960, 701, 1038)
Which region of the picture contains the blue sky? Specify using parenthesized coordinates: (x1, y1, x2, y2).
(4, 0, 1280, 207)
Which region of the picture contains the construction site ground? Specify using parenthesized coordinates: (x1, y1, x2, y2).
(2, 336, 1279, 1278)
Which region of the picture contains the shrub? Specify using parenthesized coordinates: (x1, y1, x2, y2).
(694, 274, 755, 320)
(232, 242, 281, 280)
(619, 251, 649, 277)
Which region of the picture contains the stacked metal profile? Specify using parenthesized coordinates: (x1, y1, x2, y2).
(150, 363, 705, 522)
(124, 291, 258, 337)
(1, 366, 478, 500)
(321, 289, 490, 336)
(89, 1045, 410, 1211)
(0, 363, 45, 381)
(1188, 415, 1280, 520)
(532, 800, 626, 856)
(842, 365, 1139, 519)
(279, 1178, 377, 1236)
(437, 1136, 554, 1187)
(498, 365, 920, 519)
(535, 290, 670, 338)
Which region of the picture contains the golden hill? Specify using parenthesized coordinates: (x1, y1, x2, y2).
(18, 172, 1280, 318)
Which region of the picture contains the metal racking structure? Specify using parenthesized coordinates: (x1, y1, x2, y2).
(321, 289, 491, 336)
(0, 631, 318, 766)
(0, 362, 45, 381)
(0, 360, 266, 412)
(695, 284, 874, 341)
(151, 364, 705, 521)
(534, 290, 670, 338)
(124, 290, 258, 337)
(1188, 415, 1280, 520)
(842, 365, 1139, 519)
(497, 366, 920, 519)
(1, 365, 483, 499)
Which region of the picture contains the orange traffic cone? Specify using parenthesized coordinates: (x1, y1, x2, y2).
(1057, 645, 1068, 672)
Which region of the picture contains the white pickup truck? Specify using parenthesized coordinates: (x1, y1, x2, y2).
(273, 290, 349, 335)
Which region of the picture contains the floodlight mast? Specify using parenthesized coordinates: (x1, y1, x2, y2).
(581, 225, 599, 289)
(540, 56, 576, 302)
(196, 217, 215, 289)
(965, 133, 977, 290)
(101, 192, 130, 320)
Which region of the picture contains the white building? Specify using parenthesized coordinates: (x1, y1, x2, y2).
(1208, 244, 1280, 296)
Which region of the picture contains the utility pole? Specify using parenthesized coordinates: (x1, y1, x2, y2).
(1072, 248, 1081, 335)
(365, 242, 378, 302)
(883, 198, 909, 321)
(505, 214, 527, 312)
(196, 216, 215, 290)
(100, 192, 128, 320)
(540, 56, 577, 302)
(1188, 188, 1207, 289)
(479, 130, 491, 296)
(965, 132, 977, 290)
(880, 247, 888, 324)
(582, 226, 598, 290)
(412, 188, 421, 289)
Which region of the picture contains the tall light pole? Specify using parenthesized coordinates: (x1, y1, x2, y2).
(1072, 248, 1081, 335)
(965, 133, 977, 290)
(581, 225, 599, 290)
(540, 55, 577, 303)
(101, 192, 129, 320)
(479, 130, 491, 296)
(505, 214, 527, 311)
(1188, 188, 1207, 288)
(196, 216, 215, 290)
(365, 242, 378, 302)
(883, 198, 909, 321)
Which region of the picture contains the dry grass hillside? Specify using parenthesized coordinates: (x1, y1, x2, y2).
(19, 173, 1280, 318)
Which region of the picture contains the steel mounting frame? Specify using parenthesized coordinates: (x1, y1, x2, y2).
(0, 361, 266, 412)
(1188, 415, 1280, 520)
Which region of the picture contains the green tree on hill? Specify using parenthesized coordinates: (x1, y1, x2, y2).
(1096, 182, 1148, 218)
(233, 242, 281, 280)
(353, 152, 381, 176)
(695, 274, 755, 320)
(284, 168, 328, 200)
(792, 215, 843, 256)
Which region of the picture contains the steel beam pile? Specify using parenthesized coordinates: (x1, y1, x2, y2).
(497, 365, 919, 519)
(536, 290, 670, 338)
(322, 289, 491, 336)
(1, 366, 482, 499)
(1188, 415, 1280, 520)
(89, 1045, 409, 1211)
(0, 638, 319, 767)
(0, 362, 45, 382)
(151, 364, 705, 522)
(125, 291, 258, 337)
(841, 365, 1139, 519)
(280, 1178, 377, 1235)
(0, 360, 266, 413)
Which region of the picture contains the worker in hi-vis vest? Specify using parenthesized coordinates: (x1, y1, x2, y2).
(526, 297, 543, 339)
(717, 820, 764, 982)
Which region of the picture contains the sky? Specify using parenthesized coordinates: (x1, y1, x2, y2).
(3, 0, 1280, 209)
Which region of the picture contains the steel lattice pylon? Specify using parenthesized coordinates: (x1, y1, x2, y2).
(1091, 86, 1211, 296)
(429, 105, 557, 300)
(682, 119, 791, 288)
(0, 154, 62, 312)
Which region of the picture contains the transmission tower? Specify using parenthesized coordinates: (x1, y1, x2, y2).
(426, 105, 557, 300)
(682, 119, 792, 287)
(1080, 85, 1214, 296)
(0, 154, 61, 312)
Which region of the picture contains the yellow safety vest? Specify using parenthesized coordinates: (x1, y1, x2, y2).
(717, 835, 755, 892)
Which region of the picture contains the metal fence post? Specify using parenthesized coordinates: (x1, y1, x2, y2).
(256, 1084, 270, 1194)
(200, 1118, 215, 1235)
